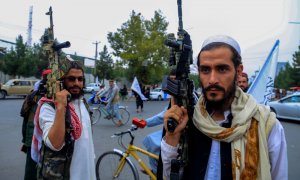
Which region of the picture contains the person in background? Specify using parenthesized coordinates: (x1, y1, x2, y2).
(120, 84, 128, 101)
(33, 69, 52, 91)
(160, 35, 287, 180)
(142, 108, 166, 174)
(237, 72, 249, 92)
(95, 84, 105, 102)
(20, 69, 51, 180)
(144, 86, 150, 100)
(99, 79, 123, 126)
(133, 84, 145, 113)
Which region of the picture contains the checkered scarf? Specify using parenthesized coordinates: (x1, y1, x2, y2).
(31, 97, 81, 162)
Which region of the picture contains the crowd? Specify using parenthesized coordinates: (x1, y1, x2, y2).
(20, 35, 287, 180)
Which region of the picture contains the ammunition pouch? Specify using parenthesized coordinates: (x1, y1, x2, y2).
(37, 140, 74, 180)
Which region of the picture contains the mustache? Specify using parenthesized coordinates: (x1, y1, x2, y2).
(69, 86, 81, 90)
(204, 84, 225, 92)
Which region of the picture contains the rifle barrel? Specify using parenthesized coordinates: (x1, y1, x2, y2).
(177, 0, 183, 31)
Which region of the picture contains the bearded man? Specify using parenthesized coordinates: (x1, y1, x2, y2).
(160, 35, 287, 180)
(31, 60, 96, 180)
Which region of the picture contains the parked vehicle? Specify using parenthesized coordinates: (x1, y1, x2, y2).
(268, 92, 300, 121)
(0, 79, 37, 99)
(149, 88, 171, 101)
(84, 83, 101, 93)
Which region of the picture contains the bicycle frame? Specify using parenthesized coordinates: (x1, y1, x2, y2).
(97, 103, 126, 116)
(115, 144, 159, 180)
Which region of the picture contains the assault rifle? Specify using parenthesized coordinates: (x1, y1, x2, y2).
(43, 6, 70, 100)
(163, 0, 195, 179)
(42, 7, 73, 147)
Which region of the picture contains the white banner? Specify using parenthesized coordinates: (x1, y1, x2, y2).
(247, 40, 280, 105)
(131, 77, 148, 100)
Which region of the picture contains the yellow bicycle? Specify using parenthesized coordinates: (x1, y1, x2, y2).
(95, 118, 159, 180)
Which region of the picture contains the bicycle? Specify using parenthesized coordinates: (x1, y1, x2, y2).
(91, 99, 130, 126)
(95, 118, 159, 180)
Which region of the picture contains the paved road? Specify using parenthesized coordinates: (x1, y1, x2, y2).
(0, 95, 299, 179)
(0, 95, 168, 180)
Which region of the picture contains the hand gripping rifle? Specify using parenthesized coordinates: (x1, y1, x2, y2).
(164, 0, 195, 179)
(42, 7, 73, 148)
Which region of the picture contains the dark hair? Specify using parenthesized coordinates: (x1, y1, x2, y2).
(65, 61, 86, 89)
(66, 61, 84, 74)
(241, 72, 249, 82)
(197, 42, 242, 69)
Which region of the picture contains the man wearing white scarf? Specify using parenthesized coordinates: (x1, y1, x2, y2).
(160, 35, 287, 180)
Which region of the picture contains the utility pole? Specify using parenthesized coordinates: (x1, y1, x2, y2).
(93, 41, 100, 83)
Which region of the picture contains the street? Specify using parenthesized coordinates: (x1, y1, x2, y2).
(0, 96, 300, 179)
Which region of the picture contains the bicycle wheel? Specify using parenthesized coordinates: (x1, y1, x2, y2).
(112, 108, 130, 126)
(96, 151, 139, 180)
(91, 107, 101, 125)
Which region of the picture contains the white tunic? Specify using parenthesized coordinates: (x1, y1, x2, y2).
(161, 118, 288, 180)
(39, 98, 96, 180)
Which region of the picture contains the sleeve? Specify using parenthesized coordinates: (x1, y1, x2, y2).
(146, 108, 167, 127)
(39, 103, 65, 151)
(161, 137, 179, 180)
(107, 87, 118, 105)
(268, 120, 288, 180)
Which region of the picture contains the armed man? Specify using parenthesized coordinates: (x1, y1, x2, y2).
(31, 7, 96, 180)
(160, 35, 288, 180)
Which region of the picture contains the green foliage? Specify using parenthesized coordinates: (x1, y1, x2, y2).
(1, 35, 28, 78)
(95, 45, 114, 83)
(275, 45, 300, 89)
(107, 10, 170, 84)
(0, 33, 67, 79)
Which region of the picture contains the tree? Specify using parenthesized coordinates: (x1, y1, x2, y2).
(0, 34, 49, 79)
(290, 45, 300, 86)
(95, 45, 114, 84)
(1, 35, 27, 78)
(275, 45, 300, 89)
(107, 10, 170, 84)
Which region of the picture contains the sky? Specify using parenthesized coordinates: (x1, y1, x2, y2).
(0, 0, 299, 76)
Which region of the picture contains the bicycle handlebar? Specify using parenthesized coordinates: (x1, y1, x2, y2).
(111, 125, 138, 138)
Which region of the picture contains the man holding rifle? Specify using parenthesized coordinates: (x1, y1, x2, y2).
(161, 35, 287, 180)
(31, 60, 96, 180)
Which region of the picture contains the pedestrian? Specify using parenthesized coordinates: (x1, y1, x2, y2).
(20, 69, 51, 180)
(133, 84, 144, 113)
(31, 60, 96, 180)
(120, 84, 128, 101)
(160, 35, 287, 180)
(237, 72, 249, 92)
(99, 79, 123, 126)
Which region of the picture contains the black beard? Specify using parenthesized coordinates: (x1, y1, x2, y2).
(70, 92, 82, 101)
(66, 86, 84, 100)
(202, 81, 236, 113)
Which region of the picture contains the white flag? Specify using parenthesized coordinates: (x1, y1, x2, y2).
(131, 77, 148, 100)
(247, 40, 279, 105)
